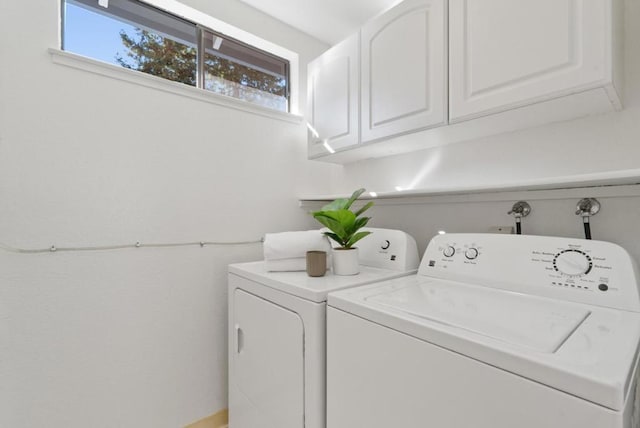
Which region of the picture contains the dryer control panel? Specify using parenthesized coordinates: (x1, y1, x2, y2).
(420, 233, 640, 312)
(357, 228, 420, 272)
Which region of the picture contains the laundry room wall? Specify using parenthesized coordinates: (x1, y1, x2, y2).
(0, 1, 337, 427)
(374, 186, 640, 260)
(301, 184, 640, 273)
(335, 0, 640, 196)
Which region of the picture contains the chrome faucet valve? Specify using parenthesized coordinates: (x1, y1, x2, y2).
(508, 201, 531, 235)
(576, 198, 600, 240)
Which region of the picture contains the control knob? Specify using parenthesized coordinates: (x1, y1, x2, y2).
(465, 248, 479, 260)
(553, 249, 593, 277)
(380, 240, 390, 250)
(443, 246, 455, 257)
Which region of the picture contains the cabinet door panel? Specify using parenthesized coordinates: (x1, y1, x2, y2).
(308, 34, 359, 156)
(449, 0, 611, 122)
(370, 11, 429, 125)
(361, 0, 447, 143)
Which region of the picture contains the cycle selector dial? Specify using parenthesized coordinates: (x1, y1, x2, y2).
(381, 240, 390, 250)
(465, 248, 479, 260)
(443, 246, 456, 257)
(553, 249, 593, 277)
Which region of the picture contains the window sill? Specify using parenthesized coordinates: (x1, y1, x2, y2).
(48, 48, 303, 124)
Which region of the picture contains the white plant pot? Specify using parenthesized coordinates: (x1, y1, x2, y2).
(332, 247, 360, 276)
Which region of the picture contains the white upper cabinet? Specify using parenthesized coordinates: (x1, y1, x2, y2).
(307, 33, 359, 157)
(449, 0, 621, 122)
(307, 0, 622, 163)
(361, 0, 447, 143)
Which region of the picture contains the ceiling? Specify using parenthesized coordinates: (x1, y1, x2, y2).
(237, 0, 401, 45)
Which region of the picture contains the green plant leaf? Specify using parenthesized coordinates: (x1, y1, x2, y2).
(313, 212, 346, 238)
(322, 232, 343, 247)
(346, 231, 372, 248)
(319, 209, 356, 231)
(310, 188, 374, 248)
(320, 198, 349, 211)
(353, 201, 374, 217)
(353, 216, 371, 231)
(343, 188, 366, 210)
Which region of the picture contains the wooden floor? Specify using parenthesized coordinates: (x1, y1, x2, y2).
(184, 409, 228, 428)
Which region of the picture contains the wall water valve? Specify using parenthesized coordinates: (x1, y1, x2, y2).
(508, 201, 531, 235)
(576, 198, 600, 240)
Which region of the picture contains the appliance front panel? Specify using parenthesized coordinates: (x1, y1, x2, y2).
(232, 289, 304, 428)
(327, 307, 625, 428)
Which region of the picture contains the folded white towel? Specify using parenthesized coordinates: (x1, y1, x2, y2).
(264, 257, 307, 272)
(264, 255, 332, 272)
(263, 230, 330, 261)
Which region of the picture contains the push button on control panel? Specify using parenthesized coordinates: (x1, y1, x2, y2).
(598, 284, 609, 292)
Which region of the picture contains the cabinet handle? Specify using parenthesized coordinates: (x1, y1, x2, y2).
(235, 324, 243, 354)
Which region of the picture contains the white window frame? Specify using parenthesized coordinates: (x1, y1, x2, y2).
(55, 0, 301, 118)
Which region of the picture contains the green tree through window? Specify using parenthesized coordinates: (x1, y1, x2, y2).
(64, 0, 289, 111)
(115, 28, 288, 110)
(116, 29, 197, 86)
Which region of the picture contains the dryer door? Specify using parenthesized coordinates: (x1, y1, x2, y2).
(232, 289, 304, 428)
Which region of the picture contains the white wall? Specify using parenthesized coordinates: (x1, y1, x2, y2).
(0, 1, 337, 427)
(336, 0, 640, 195)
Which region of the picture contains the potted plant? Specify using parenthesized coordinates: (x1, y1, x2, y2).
(311, 188, 374, 275)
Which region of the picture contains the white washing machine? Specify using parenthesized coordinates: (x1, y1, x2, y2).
(227, 228, 419, 428)
(327, 233, 640, 428)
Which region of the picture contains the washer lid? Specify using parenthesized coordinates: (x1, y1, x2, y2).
(228, 261, 416, 302)
(329, 276, 640, 411)
(365, 280, 590, 353)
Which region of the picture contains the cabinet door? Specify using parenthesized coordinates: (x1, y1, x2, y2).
(307, 33, 359, 157)
(449, 0, 612, 122)
(232, 289, 304, 428)
(361, 0, 447, 143)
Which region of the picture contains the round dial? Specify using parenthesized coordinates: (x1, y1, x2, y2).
(380, 240, 390, 250)
(465, 248, 479, 260)
(553, 249, 593, 277)
(443, 246, 455, 257)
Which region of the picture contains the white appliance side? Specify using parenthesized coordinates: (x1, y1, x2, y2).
(419, 233, 640, 312)
(327, 306, 629, 428)
(228, 273, 326, 428)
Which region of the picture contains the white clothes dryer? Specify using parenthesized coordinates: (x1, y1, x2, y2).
(327, 233, 640, 428)
(227, 228, 419, 428)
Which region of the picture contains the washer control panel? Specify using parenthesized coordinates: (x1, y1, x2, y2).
(420, 233, 640, 312)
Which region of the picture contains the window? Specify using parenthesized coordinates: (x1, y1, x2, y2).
(202, 30, 289, 112)
(62, 0, 290, 112)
